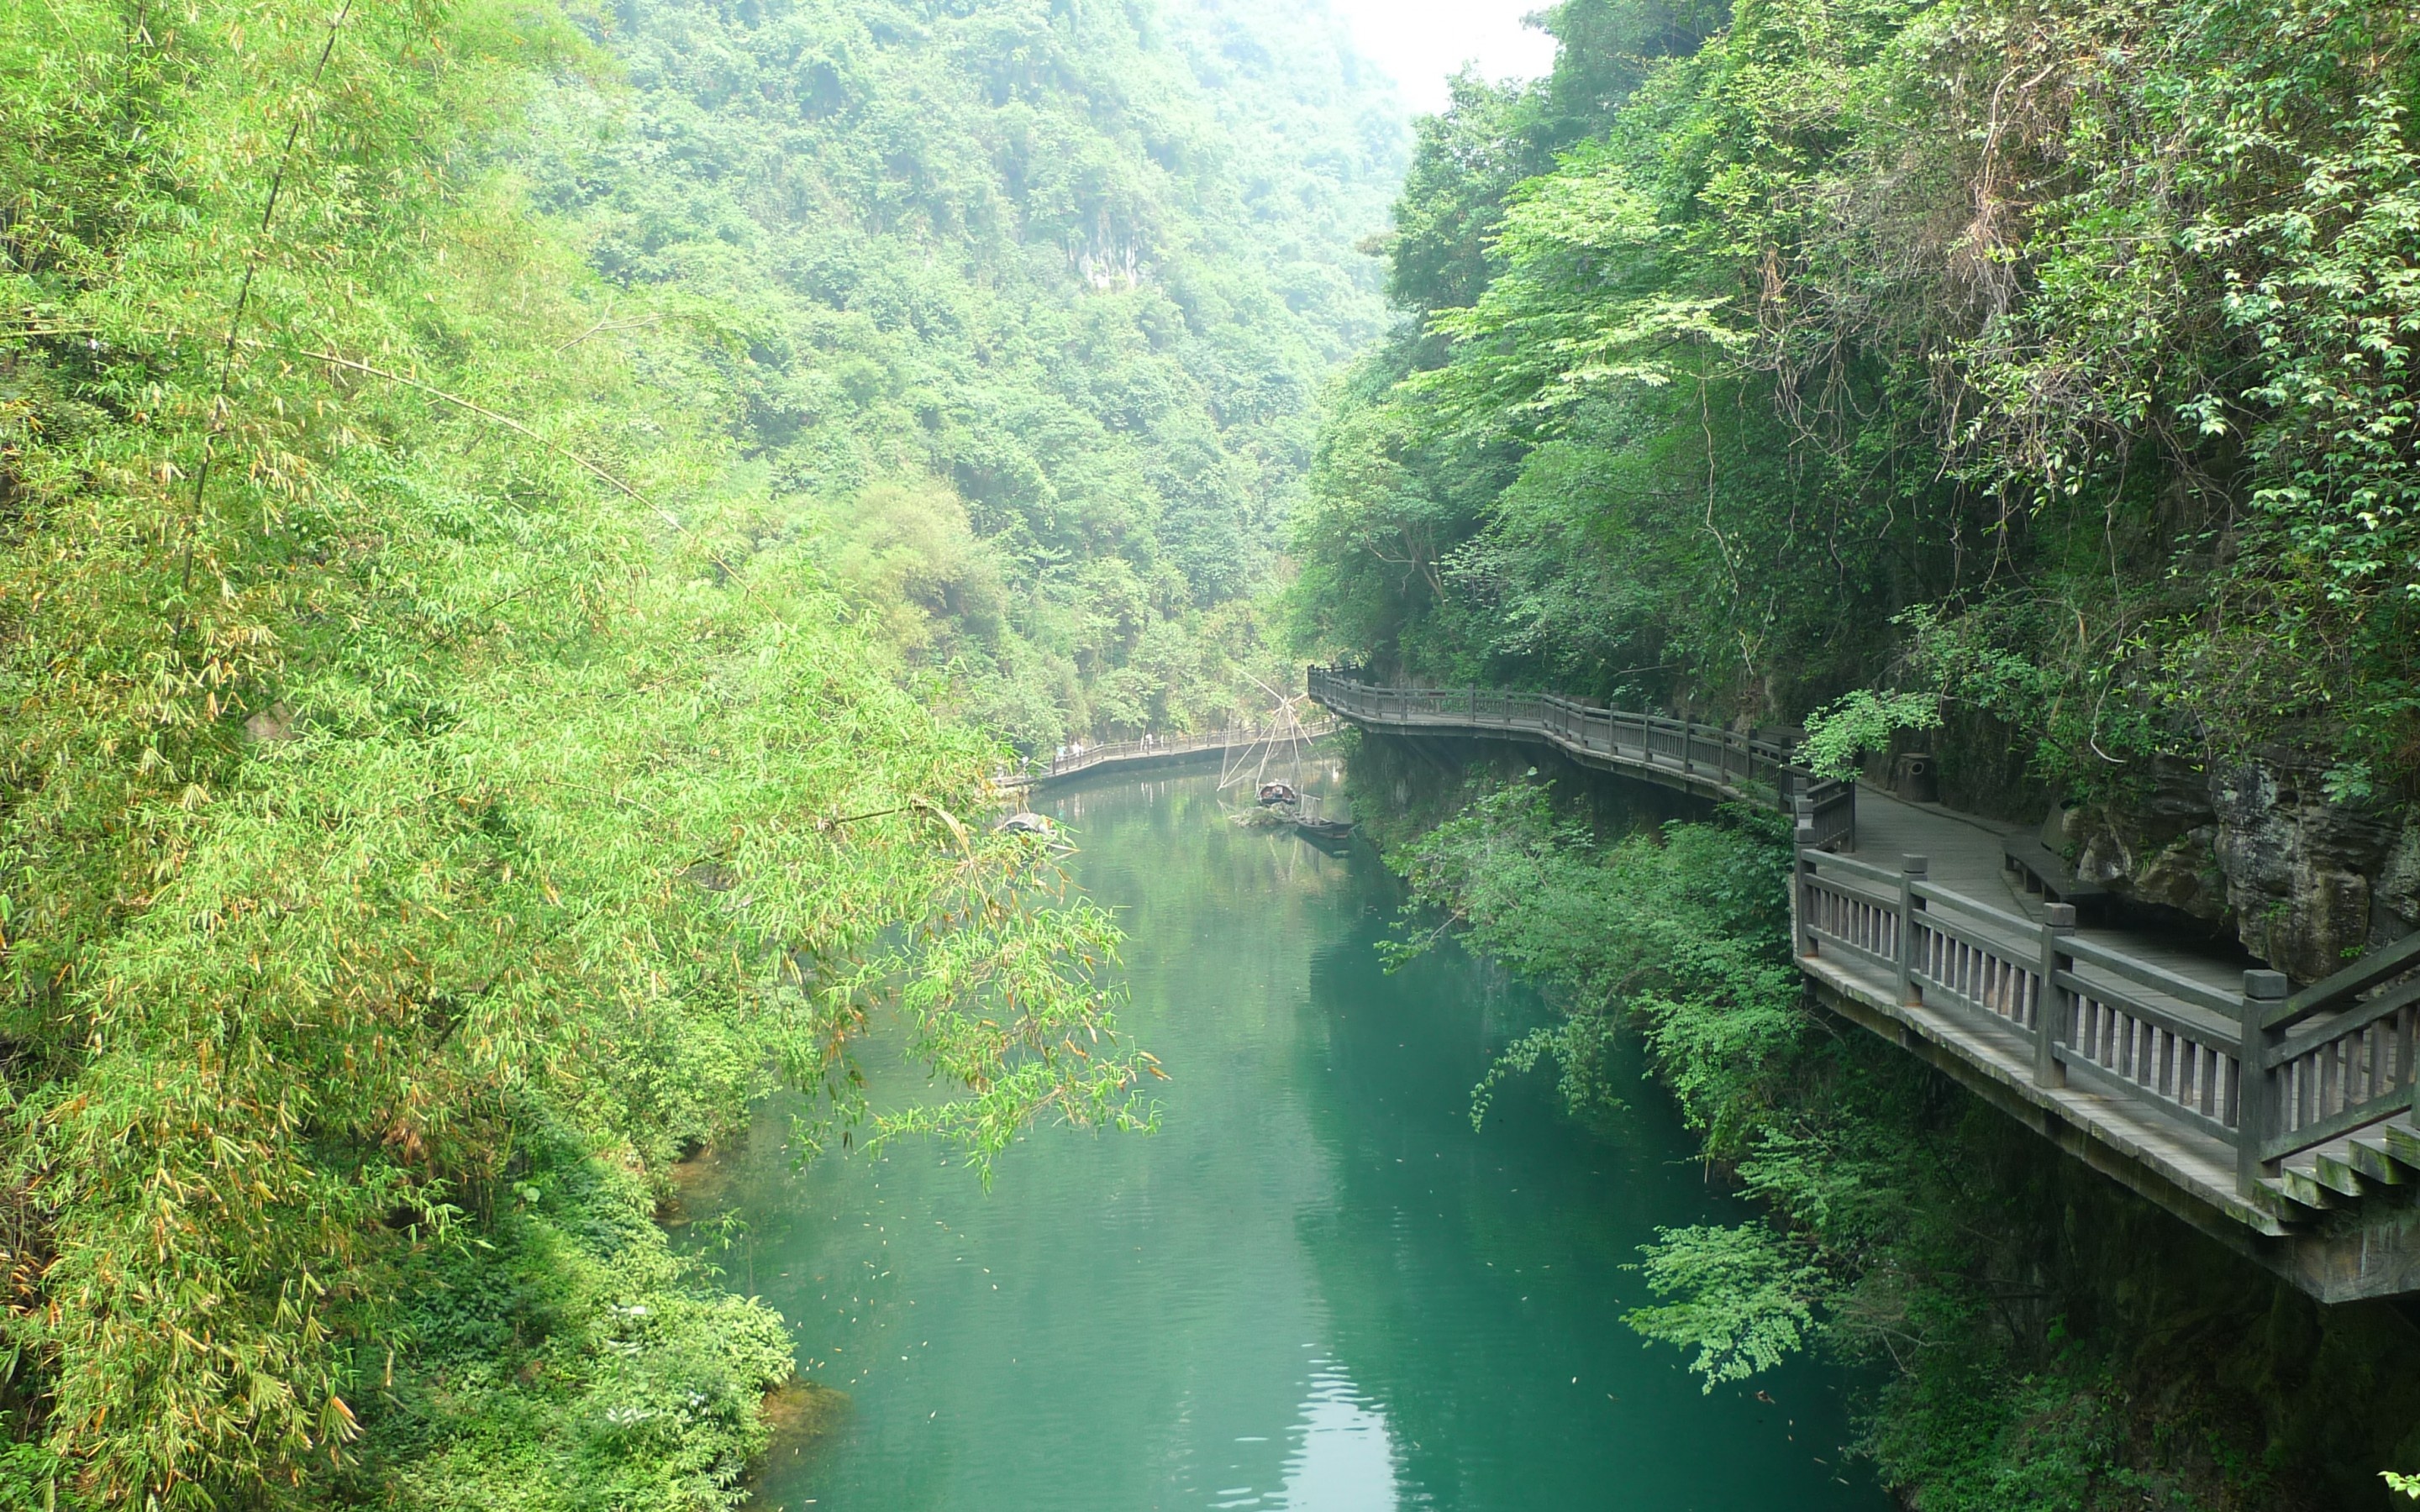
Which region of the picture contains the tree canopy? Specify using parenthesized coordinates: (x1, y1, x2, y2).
(1293, 0, 2420, 801)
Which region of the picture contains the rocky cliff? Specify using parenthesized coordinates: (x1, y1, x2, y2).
(2052, 759, 2420, 982)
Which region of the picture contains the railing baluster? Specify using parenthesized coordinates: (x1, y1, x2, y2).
(2399, 1010, 2413, 1097)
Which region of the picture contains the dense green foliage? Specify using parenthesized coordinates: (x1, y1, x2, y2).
(1379, 773, 2420, 1507)
(1295, 0, 2420, 797)
(550, 0, 1405, 746)
(345, 1115, 798, 1512)
(1316, 0, 2420, 1490)
(0, 0, 1373, 1498)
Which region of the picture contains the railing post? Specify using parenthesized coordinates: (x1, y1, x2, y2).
(2033, 904, 2075, 1087)
(1897, 855, 1928, 1008)
(2237, 969, 2289, 1194)
(1794, 842, 1819, 958)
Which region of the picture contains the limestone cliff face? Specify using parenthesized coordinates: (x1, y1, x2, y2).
(2054, 757, 2420, 982)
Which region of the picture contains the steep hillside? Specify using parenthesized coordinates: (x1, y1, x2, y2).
(1292, 0, 2420, 967)
(1297, 1, 2420, 1502)
(538, 0, 1407, 744)
(3, 0, 1396, 1502)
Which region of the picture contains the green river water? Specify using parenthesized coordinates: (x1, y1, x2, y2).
(697, 764, 1889, 1510)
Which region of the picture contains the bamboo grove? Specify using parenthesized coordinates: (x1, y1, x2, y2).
(1, 0, 1165, 1503)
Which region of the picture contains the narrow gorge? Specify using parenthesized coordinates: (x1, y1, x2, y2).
(6, 0, 2420, 1507)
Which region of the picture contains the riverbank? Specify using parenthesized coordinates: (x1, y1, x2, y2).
(1341, 731, 2420, 1509)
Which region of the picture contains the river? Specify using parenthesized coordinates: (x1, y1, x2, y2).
(694, 763, 1887, 1510)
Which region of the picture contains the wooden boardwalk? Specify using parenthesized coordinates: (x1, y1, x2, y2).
(1311, 667, 2420, 1300)
(1305, 667, 1855, 846)
(997, 718, 1336, 792)
(1809, 794, 2279, 1233)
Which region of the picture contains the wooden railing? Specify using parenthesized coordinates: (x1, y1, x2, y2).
(1307, 664, 1857, 850)
(2257, 931, 2420, 1165)
(1307, 665, 2420, 1206)
(1797, 848, 2420, 1194)
(999, 717, 1337, 789)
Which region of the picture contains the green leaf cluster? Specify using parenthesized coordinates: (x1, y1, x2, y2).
(1626, 1221, 1822, 1390)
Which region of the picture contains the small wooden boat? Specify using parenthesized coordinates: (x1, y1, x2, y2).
(1292, 816, 1355, 848)
(1257, 781, 1299, 808)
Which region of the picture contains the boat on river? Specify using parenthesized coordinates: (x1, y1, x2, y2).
(1292, 815, 1355, 851)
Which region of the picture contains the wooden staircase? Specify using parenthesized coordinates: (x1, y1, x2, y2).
(2259, 1121, 2420, 1215)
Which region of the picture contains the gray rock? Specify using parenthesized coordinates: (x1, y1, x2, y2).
(2059, 758, 2228, 920)
(2208, 760, 2398, 979)
(2375, 808, 2420, 942)
(2053, 759, 2408, 979)
(2133, 826, 2228, 922)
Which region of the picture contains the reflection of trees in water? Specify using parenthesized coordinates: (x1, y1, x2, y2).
(1054, 770, 1360, 949)
(733, 770, 1360, 1509)
(1281, 801, 1871, 1509)
(1341, 729, 1701, 855)
(719, 769, 1875, 1510)
(1288, 904, 1601, 1506)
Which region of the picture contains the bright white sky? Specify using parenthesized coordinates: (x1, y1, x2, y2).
(1323, 0, 1558, 115)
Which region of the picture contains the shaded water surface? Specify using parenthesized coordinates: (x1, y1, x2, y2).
(708, 766, 1885, 1510)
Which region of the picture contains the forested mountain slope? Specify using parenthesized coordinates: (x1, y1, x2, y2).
(1, 0, 1381, 1504)
(1295, 0, 2420, 822)
(546, 0, 1405, 744)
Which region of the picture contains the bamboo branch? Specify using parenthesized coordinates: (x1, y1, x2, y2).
(292, 345, 676, 526)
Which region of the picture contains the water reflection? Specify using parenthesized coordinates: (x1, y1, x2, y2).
(1199, 1359, 1402, 1512)
(1274, 1366, 1400, 1511)
(704, 765, 1883, 1512)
